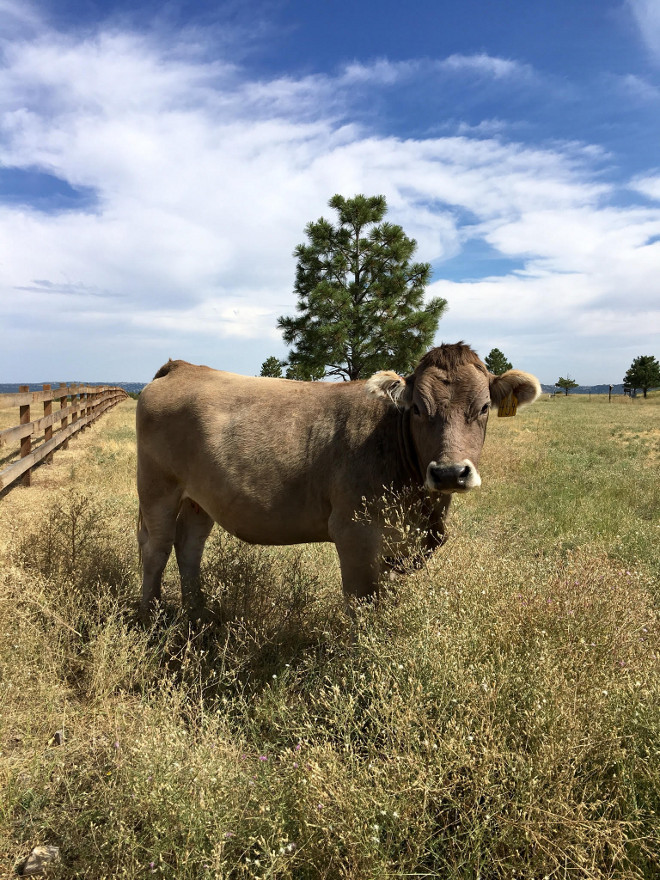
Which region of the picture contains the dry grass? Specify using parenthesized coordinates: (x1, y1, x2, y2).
(0, 395, 658, 879)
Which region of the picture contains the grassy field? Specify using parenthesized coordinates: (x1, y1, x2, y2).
(0, 393, 658, 879)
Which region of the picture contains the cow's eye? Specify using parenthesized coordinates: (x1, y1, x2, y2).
(412, 403, 421, 417)
(480, 402, 491, 415)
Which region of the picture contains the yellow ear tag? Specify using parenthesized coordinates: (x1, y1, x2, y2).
(497, 392, 518, 418)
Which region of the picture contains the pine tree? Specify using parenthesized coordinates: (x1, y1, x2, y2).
(555, 376, 579, 396)
(259, 356, 284, 378)
(485, 348, 512, 375)
(285, 362, 326, 381)
(623, 355, 660, 398)
(278, 194, 446, 381)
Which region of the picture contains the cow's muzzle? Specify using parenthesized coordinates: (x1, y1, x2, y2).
(425, 459, 482, 493)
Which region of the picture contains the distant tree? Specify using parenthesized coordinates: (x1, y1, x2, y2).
(485, 347, 512, 375)
(260, 356, 284, 378)
(278, 193, 446, 381)
(555, 376, 579, 396)
(623, 355, 660, 398)
(285, 362, 326, 382)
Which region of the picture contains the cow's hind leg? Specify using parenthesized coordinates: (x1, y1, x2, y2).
(138, 483, 182, 623)
(174, 498, 214, 620)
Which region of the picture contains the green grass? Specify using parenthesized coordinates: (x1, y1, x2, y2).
(0, 395, 658, 879)
(463, 394, 660, 577)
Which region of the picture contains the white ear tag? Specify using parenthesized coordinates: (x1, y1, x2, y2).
(497, 392, 518, 418)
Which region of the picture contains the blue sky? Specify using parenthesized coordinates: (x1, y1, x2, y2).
(1, 0, 659, 384)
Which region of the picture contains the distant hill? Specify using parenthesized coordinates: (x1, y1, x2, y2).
(540, 383, 627, 396)
(114, 382, 146, 394)
(0, 382, 146, 395)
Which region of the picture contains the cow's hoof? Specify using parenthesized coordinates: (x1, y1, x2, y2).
(138, 605, 154, 627)
(186, 606, 215, 627)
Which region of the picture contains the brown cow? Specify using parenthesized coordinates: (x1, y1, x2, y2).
(136, 343, 540, 620)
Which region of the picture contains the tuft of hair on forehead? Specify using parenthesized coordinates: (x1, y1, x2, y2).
(415, 342, 488, 377)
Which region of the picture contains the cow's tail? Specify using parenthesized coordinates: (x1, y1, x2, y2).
(137, 507, 144, 567)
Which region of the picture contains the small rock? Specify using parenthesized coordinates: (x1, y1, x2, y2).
(48, 730, 64, 747)
(21, 845, 60, 876)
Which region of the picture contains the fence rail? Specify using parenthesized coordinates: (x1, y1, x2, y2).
(0, 383, 128, 491)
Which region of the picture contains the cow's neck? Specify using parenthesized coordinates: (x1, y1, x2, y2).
(398, 407, 425, 486)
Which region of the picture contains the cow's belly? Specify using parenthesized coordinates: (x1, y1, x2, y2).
(222, 517, 331, 546)
(184, 475, 332, 546)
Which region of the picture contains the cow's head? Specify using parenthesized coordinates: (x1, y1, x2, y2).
(366, 342, 541, 493)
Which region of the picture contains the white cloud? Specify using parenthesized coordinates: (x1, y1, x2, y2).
(0, 0, 42, 34)
(630, 172, 660, 200)
(341, 53, 536, 87)
(341, 58, 419, 85)
(627, 0, 660, 61)
(130, 297, 280, 340)
(615, 72, 660, 101)
(0, 15, 658, 384)
(455, 119, 511, 136)
(440, 53, 533, 80)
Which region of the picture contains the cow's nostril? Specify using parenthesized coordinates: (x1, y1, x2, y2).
(457, 465, 471, 484)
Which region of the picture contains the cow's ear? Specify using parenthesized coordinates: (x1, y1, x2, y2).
(490, 370, 542, 409)
(365, 370, 412, 408)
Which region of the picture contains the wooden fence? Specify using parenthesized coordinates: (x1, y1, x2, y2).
(0, 384, 128, 491)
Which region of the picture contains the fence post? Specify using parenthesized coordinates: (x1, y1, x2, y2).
(71, 388, 79, 431)
(82, 391, 88, 430)
(59, 383, 69, 449)
(43, 384, 53, 464)
(19, 385, 31, 487)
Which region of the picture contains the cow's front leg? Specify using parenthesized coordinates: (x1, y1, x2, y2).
(330, 517, 384, 609)
(174, 498, 215, 620)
